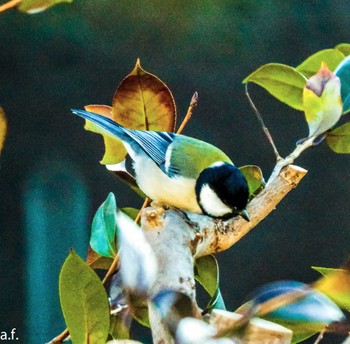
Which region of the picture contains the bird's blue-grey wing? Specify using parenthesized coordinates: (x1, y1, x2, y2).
(123, 129, 175, 171)
(72, 109, 175, 172)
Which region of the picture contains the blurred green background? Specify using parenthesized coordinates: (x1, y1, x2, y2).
(1, 0, 350, 343)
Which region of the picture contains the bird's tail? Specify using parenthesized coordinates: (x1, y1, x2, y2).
(71, 109, 127, 140)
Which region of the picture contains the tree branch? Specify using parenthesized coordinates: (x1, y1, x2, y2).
(191, 164, 307, 257)
(141, 162, 307, 343)
(210, 310, 293, 343)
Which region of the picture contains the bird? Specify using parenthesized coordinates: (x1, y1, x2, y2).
(72, 109, 250, 221)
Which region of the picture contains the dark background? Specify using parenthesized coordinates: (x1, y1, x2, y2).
(0, 1, 350, 343)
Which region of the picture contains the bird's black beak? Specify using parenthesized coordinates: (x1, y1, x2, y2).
(239, 209, 250, 222)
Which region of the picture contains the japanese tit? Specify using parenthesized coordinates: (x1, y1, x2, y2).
(72, 109, 250, 221)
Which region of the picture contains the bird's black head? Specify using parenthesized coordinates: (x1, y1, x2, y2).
(195, 162, 250, 220)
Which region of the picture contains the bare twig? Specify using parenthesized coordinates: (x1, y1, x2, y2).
(176, 92, 198, 134)
(313, 331, 324, 344)
(0, 0, 21, 12)
(47, 329, 69, 344)
(245, 84, 282, 161)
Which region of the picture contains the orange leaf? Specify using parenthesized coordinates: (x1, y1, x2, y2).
(112, 59, 176, 132)
(0, 107, 7, 153)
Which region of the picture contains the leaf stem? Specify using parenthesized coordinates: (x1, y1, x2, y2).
(0, 0, 21, 12)
(245, 84, 282, 161)
(135, 197, 150, 223)
(176, 92, 198, 134)
(47, 329, 69, 344)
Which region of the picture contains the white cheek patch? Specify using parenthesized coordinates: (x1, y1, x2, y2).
(199, 184, 232, 217)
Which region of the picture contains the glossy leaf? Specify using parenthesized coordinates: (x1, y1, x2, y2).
(336, 43, 350, 56)
(313, 266, 350, 311)
(335, 56, 350, 113)
(0, 107, 7, 154)
(18, 0, 72, 13)
(296, 49, 345, 78)
(303, 64, 343, 138)
(90, 193, 118, 258)
(117, 211, 157, 297)
(84, 105, 127, 165)
(326, 122, 350, 153)
(239, 165, 265, 199)
(243, 63, 307, 110)
(59, 251, 110, 344)
(195, 255, 225, 313)
(112, 59, 176, 132)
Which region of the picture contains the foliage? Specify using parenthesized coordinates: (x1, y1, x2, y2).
(53, 50, 350, 343)
(59, 251, 110, 344)
(0, 107, 7, 154)
(244, 43, 350, 151)
(0, 0, 72, 14)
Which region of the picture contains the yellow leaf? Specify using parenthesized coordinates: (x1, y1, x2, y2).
(0, 107, 7, 153)
(112, 58, 176, 132)
(84, 105, 127, 165)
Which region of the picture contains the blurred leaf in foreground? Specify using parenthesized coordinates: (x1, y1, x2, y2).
(0, 107, 7, 154)
(238, 280, 344, 343)
(18, 0, 72, 13)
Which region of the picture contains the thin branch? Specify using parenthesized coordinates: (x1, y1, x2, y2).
(47, 329, 69, 344)
(245, 84, 282, 161)
(313, 331, 324, 344)
(176, 92, 198, 134)
(134, 197, 150, 223)
(0, 0, 21, 12)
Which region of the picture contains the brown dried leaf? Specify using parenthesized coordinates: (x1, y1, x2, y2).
(112, 59, 176, 132)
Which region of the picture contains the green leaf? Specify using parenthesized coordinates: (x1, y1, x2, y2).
(132, 306, 150, 328)
(296, 49, 345, 78)
(336, 43, 350, 56)
(326, 122, 350, 153)
(120, 207, 140, 222)
(239, 165, 265, 200)
(335, 56, 350, 113)
(59, 250, 110, 344)
(90, 193, 118, 258)
(243, 63, 307, 110)
(0, 107, 7, 154)
(195, 255, 225, 313)
(312, 266, 341, 277)
(109, 314, 130, 340)
(18, 0, 72, 13)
